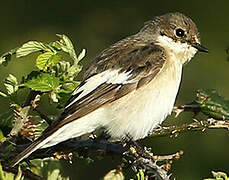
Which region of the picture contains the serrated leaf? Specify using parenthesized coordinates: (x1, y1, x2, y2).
(56, 34, 77, 61)
(49, 61, 71, 80)
(4, 74, 19, 95)
(16, 41, 53, 58)
(24, 71, 60, 92)
(51, 41, 62, 51)
(36, 52, 61, 70)
(67, 63, 82, 79)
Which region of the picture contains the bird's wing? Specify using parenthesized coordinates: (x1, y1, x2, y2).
(61, 43, 166, 125)
(11, 42, 166, 167)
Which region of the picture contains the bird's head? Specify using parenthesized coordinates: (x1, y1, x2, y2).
(141, 12, 208, 64)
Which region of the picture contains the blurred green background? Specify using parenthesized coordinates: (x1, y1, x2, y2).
(0, 0, 229, 179)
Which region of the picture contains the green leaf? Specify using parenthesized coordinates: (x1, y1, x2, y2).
(103, 169, 124, 180)
(49, 61, 70, 78)
(136, 169, 145, 180)
(196, 89, 229, 120)
(0, 162, 5, 180)
(0, 109, 14, 128)
(0, 91, 7, 97)
(56, 34, 77, 61)
(15, 166, 23, 180)
(16, 41, 53, 58)
(0, 47, 18, 66)
(30, 159, 69, 180)
(24, 71, 60, 92)
(0, 129, 6, 143)
(56, 90, 72, 108)
(77, 49, 86, 61)
(0, 160, 15, 179)
(4, 74, 19, 95)
(204, 171, 229, 180)
(36, 52, 61, 70)
(67, 63, 82, 79)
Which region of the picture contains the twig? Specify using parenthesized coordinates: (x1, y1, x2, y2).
(23, 91, 40, 107)
(123, 144, 181, 180)
(23, 91, 53, 125)
(34, 108, 53, 125)
(149, 118, 229, 138)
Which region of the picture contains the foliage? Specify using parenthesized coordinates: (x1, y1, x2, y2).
(174, 89, 229, 120)
(204, 171, 229, 180)
(0, 34, 85, 179)
(0, 34, 84, 104)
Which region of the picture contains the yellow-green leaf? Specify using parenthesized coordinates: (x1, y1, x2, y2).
(36, 52, 61, 70)
(0, 47, 18, 65)
(56, 34, 77, 61)
(16, 41, 53, 58)
(0, 91, 7, 97)
(77, 49, 86, 62)
(24, 72, 60, 92)
(4, 74, 19, 95)
(103, 169, 124, 180)
(0, 130, 6, 143)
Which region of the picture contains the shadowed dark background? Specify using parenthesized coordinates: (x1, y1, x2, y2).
(0, 0, 229, 179)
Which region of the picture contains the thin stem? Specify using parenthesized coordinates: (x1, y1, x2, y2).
(149, 118, 229, 138)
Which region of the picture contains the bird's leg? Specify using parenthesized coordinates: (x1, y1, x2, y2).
(122, 135, 152, 160)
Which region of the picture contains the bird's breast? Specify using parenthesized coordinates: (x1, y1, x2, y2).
(101, 60, 183, 140)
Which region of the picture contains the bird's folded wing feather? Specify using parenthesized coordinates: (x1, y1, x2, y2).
(59, 43, 166, 127)
(37, 42, 166, 137)
(11, 41, 166, 166)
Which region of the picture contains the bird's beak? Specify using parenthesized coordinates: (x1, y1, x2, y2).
(192, 43, 209, 53)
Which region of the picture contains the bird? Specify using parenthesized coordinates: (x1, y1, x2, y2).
(11, 12, 208, 166)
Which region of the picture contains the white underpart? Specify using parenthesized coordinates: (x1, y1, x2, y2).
(104, 61, 182, 140)
(40, 35, 198, 148)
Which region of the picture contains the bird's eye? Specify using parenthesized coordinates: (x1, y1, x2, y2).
(175, 28, 185, 38)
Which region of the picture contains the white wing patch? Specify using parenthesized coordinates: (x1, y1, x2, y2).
(65, 69, 132, 109)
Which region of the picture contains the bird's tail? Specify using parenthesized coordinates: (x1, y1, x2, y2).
(11, 112, 100, 166)
(10, 137, 47, 167)
(11, 118, 69, 166)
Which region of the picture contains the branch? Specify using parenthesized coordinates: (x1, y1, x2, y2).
(149, 118, 229, 138)
(2, 118, 229, 179)
(3, 138, 181, 180)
